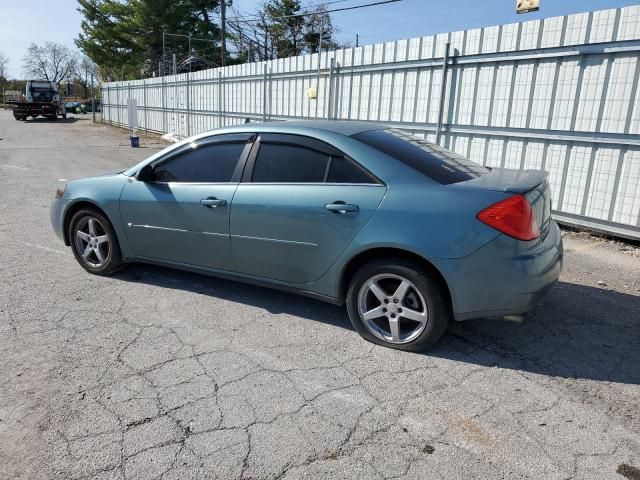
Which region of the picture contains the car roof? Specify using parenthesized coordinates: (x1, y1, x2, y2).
(123, 120, 387, 177)
(220, 120, 385, 137)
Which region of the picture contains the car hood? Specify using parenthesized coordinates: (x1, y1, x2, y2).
(89, 169, 126, 178)
(67, 170, 126, 185)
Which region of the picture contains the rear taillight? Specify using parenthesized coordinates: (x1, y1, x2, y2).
(477, 194, 540, 241)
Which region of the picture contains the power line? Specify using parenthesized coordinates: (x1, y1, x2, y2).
(334, 0, 495, 33)
(227, 0, 402, 24)
(303, 0, 355, 7)
(227, 0, 362, 22)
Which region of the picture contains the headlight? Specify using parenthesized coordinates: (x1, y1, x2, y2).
(55, 184, 66, 199)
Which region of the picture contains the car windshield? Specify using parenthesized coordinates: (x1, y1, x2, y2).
(30, 87, 54, 102)
(353, 129, 489, 185)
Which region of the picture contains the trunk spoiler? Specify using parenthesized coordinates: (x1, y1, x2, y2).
(456, 168, 549, 194)
(502, 170, 549, 193)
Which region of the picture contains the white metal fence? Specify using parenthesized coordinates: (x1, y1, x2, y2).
(102, 6, 640, 239)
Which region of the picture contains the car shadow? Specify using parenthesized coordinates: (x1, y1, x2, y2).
(115, 263, 350, 330)
(115, 264, 640, 385)
(22, 117, 81, 124)
(435, 281, 640, 385)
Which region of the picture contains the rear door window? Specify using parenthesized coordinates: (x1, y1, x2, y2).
(251, 143, 329, 183)
(353, 129, 489, 184)
(250, 135, 379, 184)
(326, 155, 377, 184)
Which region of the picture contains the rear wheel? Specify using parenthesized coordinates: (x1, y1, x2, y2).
(69, 208, 124, 275)
(346, 259, 450, 352)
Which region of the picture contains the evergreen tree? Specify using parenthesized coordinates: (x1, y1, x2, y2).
(253, 0, 342, 59)
(76, 0, 223, 80)
(263, 0, 305, 58)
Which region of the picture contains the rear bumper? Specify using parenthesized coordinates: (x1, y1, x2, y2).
(435, 221, 563, 321)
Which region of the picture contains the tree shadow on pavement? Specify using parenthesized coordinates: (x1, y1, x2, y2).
(115, 264, 640, 385)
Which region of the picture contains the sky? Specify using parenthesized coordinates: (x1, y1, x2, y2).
(0, 0, 638, 78)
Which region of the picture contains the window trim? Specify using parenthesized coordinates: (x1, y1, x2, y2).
(138, 133, 255, 185)
(241, 133, 384, 186)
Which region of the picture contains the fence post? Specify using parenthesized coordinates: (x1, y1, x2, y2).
(435, 42, 450, 145)
(186, 72, 191, 137)
(262, 65, 268, 121)
(218, 71, 223, 127)
(161, 74, 166, 134)
(174, 74, 178, 135)
(268, 67, 273, 120)
(315, 53, 321, 119)
(143, 79, 147, 132)
(116, 84, 121, 127)
(105, 85, 109, 125)
(327, 57, 336, 120)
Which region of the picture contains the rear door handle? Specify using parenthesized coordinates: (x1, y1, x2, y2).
(325, 202, 359, 214)
(200, 197, 227, 208)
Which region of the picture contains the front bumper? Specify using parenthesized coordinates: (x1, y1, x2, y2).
(50, 199, 66, 242)
(435, 221, 563, 321)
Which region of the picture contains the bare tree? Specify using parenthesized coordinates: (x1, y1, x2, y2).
(0, 50, 8, 84)
(22, 42, 77, 83)
(74, 56, 97, 98)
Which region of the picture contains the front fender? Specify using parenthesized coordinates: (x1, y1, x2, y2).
(57, 175, 132, 257)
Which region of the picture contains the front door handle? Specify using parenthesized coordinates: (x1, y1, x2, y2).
(200, 197, 227, 208)
(325, 202, 359, 214)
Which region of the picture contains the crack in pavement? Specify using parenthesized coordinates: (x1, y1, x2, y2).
(0, 111, 639, 480)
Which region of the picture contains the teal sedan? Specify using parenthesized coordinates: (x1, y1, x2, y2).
(50, 121, 562, 351)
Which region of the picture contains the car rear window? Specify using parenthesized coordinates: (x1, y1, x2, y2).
(353, 129, 489, 185)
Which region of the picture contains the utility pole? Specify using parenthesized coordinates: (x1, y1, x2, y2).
(318, 13, 324, 54)
(90, 70, 95, 123)
(356, 33, 359, 47)
(220, 0, 226, 67)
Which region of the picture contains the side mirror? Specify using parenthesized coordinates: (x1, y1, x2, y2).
(137, 164, 155, 182)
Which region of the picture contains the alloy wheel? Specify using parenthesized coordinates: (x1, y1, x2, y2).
(357, 273, 429, 344)
(73, 216, 111, 268)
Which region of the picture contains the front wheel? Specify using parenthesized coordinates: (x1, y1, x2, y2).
(346, 259, 451, 352)
(68, 208, 124, 275)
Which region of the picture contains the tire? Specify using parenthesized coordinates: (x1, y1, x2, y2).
(68, 208, 124, 275)
(346, 258, 451, 352)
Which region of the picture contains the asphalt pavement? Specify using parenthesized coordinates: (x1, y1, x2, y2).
(0, 110, 639, 480)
